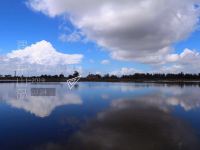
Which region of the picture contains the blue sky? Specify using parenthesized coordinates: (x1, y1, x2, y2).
(0, 0, 200, 76)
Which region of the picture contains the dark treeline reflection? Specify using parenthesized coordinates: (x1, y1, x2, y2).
(34, 100, 200, 150)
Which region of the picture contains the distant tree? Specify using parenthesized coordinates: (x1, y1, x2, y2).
(95, 74, 102, 79)
(103, 74, 110, 79)
(5, 75, 12, 78)
(86, 74, 102, 80)
(73, 71, 79, 77)
(110, 75, 118, 79)
(59, 74, 64, 78)
(53, 75, 59, 78)
(68, 75, 73, 78)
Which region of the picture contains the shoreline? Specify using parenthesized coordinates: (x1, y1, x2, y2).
(1, 79, 200, 84)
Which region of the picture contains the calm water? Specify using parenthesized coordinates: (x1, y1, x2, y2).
(0, 82, 200, 150)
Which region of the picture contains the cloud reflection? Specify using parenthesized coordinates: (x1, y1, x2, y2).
(116, 85, 200, 111)
(69, 100, 199, 150)
(35, 99, 199, 150)
(8, 93, 82, 118)
(0, 83, 82, 117)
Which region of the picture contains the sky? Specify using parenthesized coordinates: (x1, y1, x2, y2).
(0, 0, 200, 76)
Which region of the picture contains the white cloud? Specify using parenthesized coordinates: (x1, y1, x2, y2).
(59, 31, 82, 42)
(111, 67, 140, 76)
(0, 40, 83, 75)
(165, 54, 179, 62)
(160, 48, 200, 73)
(27, 0, 200, 63)
(7, 40, 83, 65)
(101, 59, 110, 65)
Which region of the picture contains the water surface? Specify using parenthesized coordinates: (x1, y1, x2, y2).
(0, 82, 200, 150)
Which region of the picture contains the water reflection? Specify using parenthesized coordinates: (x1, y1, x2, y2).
(158, 86, 200, 111)
(31, 88, 56, 96)
(0, 83, 82, 117)
(0, 82, 200, 150)
(36, 100, 200, 150)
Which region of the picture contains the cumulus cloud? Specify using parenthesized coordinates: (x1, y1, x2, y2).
(0, 40, 83, 75)
(111, 67, 141, 76)
(7, 40, 83, 65)
(101, 59, 110, 65)
(27, 0, 200, 64)
(160, 48, 200, 73)
(59, 31, 82, 42)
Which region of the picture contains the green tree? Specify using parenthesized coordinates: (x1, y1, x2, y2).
(73, 71, 79, 77)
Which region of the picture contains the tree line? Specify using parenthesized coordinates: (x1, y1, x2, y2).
(1, 71, 200, 82)
(84, 72, 200, 82)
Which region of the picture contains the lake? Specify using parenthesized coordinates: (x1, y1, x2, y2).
(0, 82, 200, 150)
